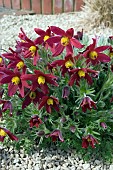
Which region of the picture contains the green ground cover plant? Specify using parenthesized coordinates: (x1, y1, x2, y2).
(0, 26, 113, 161)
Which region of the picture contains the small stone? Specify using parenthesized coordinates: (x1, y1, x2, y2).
(94, 160, 101, 165)
(13, 158, 19, 164)
(110, 164, 113, 170)
(34, 164, 40, 170)
(82, 163, 90, 170)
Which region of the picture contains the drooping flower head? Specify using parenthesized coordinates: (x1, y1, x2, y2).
(29, 115, 43, 128)
(80, 96, 97, 112)
(46, 129, 64, 142)
(82, 134, 98, 148)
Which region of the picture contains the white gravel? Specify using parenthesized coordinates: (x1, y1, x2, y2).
(0, 13, 113, 170)
(0, 13, 113, 50)
(0, 146, 112, 170)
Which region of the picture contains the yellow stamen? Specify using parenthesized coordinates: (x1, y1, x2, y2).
(37, 76, 45, 84)
(78, 70, 85, 77)
(87, 138, 91, 142)
(29, 91, 36, 100)
(11, 76, 20, 85)
(65, 60, 73, 68)
(89, 51, 98, 60)
(29, 46, 37, 57)
(0, 57, 2, 63)
(16, 61, 24, 69)
(110, 52, 113, 58)
(61, 36, 69, 46)
(44, 35, 50, 42)
(21, 40, 25, 42)
(0, 129, 7, 137)
(47, 98, 54, 105)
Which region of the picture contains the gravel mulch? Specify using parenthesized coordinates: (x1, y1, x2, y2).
(0, 13, 113, 170)
(0, 145, 113, 170)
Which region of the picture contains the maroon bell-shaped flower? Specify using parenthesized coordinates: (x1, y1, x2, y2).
(46, 129, 64, 142)
(82, 134, 98, 148)
(29, 115, 43, 128)
(80, 96, 97, 112)
(0, 127, 18, 142)
(62, 86, 70, 99)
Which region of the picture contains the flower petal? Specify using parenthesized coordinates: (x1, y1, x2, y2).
(70, 38, 84, 49)
(98, 53, 110, 62)
(50, 26, 66, 36)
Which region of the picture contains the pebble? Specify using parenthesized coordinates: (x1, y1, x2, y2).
(82, 163, 90, 170)
(110, 164, 113, 170)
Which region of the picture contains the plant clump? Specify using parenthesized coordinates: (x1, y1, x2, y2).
(0, 26, 113, 160)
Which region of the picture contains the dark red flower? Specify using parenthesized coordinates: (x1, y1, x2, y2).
(83, 38, 110, 65)
(68, 68, 99, 86)
(34, 27, 53, 47)
(50, 53, 74, 76)
(38, 96, 59, 113)
(0, 68, 29, 97)
(47, 26, 84, 56)
(29, 115, 43, 128)
(2, 48, 26, 71)
(21, 70, 58, 94)
(22, 89, 44, 109)
(17, 28, 40, 65)
(80, 96, 97, 112)
(46, 129, 64, 142)
(0, 127, 18, 142)
(82, 135, 98, 148)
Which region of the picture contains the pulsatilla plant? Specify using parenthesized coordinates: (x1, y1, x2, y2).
(0, 26, 113, 160)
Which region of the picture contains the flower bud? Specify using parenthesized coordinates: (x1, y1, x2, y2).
(37, 131, 45, 137)
(60, 117, 66, 123)
(70, 126, 76, 133)
(100, 122, 107, 129)
(62, 86, 70, 99)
